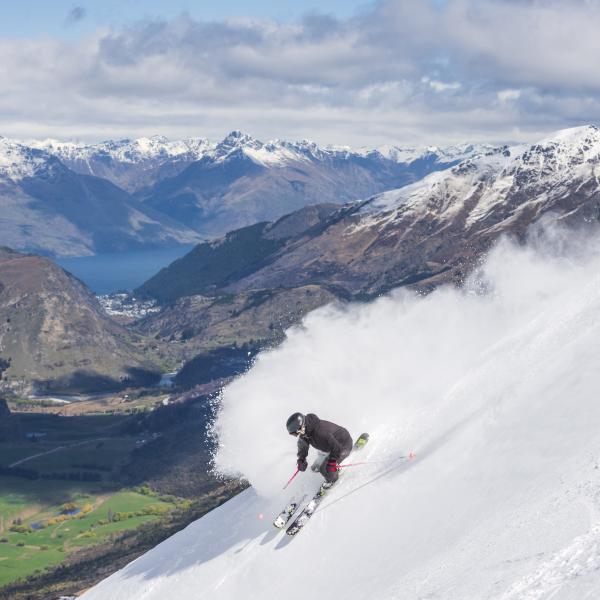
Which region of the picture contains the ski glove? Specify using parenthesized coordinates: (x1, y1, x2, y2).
(326, 459, 339, 473)
(297, 458, 308, 472)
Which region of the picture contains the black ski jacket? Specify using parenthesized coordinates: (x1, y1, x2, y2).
(297, 413, 353, 462)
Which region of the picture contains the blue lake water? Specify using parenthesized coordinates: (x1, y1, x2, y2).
(56, 245, 195, 294)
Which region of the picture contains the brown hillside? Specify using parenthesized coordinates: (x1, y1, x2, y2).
(0, 251, 159, 394)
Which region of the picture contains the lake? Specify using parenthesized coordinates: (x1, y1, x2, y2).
(56, 245, 196, 294)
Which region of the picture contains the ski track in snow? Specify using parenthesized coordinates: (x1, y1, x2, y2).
(82, 227, 600, 600)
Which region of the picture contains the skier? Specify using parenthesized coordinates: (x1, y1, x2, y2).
(286, 412, 353, 491)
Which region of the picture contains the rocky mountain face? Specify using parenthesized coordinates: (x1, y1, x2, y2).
(0, 137, 202, 257)
(134, 126, 600, 386)
(137, 131, 488, 238)
(0, 249, 160, 394)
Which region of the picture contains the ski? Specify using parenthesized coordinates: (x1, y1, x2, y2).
(285, 488, 327, 536)
(273, 497, 304, 529)
(285, 432, 369, 537)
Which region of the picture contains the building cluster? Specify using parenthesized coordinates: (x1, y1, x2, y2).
(97, 293, 161, 319)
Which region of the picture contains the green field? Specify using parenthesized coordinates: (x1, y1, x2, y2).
(0, 410, 182, 588)
(0, 484, 178, 587)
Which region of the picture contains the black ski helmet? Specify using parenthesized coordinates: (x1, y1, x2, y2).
(286, 412, 305, 435)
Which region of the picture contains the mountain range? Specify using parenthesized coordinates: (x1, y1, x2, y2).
(135, 131, 489, 238)
(0, 137, 201, 256)
(134, 125, 600, 385)
(31, 135, 213, 193)
(1, 132, 489, 256)
(3, 125, 598, 393)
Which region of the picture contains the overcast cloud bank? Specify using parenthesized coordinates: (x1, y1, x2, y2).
(1, 0, 599, 145)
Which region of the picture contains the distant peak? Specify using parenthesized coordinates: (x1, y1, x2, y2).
(538, 124, 600, 147)
(221, 131, 259, 145)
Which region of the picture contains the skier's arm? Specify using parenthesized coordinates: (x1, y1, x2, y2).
(297, 437, 309, 461)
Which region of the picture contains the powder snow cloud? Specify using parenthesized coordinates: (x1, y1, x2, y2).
(2, 0, 600, 144)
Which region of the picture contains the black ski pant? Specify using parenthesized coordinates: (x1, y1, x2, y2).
(319, 438, 353, 484)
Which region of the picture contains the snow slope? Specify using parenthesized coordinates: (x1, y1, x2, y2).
(359, 125, 600, 225)
(82, 226, 600, 600)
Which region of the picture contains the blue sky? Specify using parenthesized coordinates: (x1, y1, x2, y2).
(0, 0, 597, 146)
(1, 1, 374, 38)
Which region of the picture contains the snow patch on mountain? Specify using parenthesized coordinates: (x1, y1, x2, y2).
(83, 226, 600, 600)
(355, 126, 600, 233)
(364, 142, 496, 164)
(31, 135, 213, 164)
(0, 137, 56, 181)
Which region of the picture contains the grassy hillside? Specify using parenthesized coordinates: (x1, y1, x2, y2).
(0, 393, 237, 596)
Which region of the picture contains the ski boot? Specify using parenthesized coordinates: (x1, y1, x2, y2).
(317, 481, 334, 497)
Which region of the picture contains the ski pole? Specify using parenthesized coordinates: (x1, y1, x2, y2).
(339, 452, 415, 469)
(283, 468, 300, 489)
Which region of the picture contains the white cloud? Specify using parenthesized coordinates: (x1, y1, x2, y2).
(497, 89, 521, 103)
(0, 1, 599, 145)
(423, 77, 462, 92)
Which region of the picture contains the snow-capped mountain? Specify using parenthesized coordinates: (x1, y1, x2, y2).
(0, 131, 491, 256)
(0, 136, 62, 181)
(0, 137, 201, 256)
(128, 125, 600, 391)
(204, 125, 600, 296)
(138, 131, 483, 238)
(82, 222, 600, 599)
(30, 135, 213, 192)
(130, 124, 600, 382)
(360, 141, 494, 165)
(5, 131, 490, 243)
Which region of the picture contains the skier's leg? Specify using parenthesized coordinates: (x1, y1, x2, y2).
(311, 451, 328, 472)
(319, 454, 338, 484)
(319, 439, 353, 484)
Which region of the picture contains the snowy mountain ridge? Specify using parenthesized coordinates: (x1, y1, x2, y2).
(0, 137, 60, 182)
(14, 131, 494, 173)
(360, 125, 600, 226)
(0, 135, 202, 256)
(30, 134, 213, 164)
(0, 130, 494, 255)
